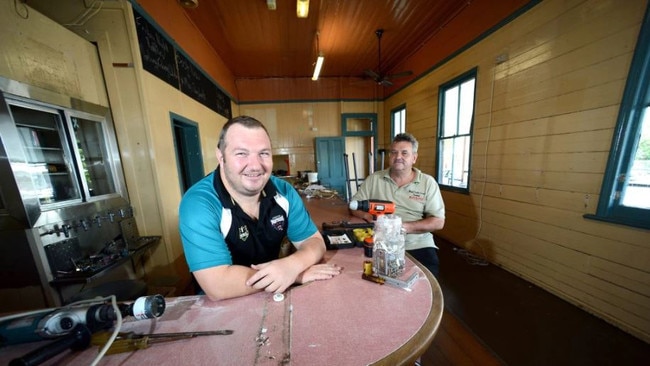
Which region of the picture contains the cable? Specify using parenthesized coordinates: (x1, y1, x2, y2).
(463, 56, 504, 267)
(0, 296, 123, 365)
(13, 0, 28, 19)
(473, 61, 497, 243)
(90, 295, 122, 366)
(453, 247, 489, 266)
(63, 0, 103, 26)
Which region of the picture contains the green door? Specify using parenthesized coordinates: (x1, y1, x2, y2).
(172, 115, 204, 193)
(315, 137, 346, 197)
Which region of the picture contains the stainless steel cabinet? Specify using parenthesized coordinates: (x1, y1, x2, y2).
(0, 77, 152, 310)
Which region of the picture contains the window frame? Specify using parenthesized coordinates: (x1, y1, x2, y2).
(585, 5, 650, 230)
(436, 68, 477, 194)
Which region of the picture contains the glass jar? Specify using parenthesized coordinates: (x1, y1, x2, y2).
(372, 214, 405, 278)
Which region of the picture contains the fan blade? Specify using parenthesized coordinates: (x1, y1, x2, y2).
(379, 78, 394, 87)
(385, 70, 413, 80)
(364, 69, 381, 81)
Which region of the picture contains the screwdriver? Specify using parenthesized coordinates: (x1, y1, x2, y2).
(91, 330, 234, 354)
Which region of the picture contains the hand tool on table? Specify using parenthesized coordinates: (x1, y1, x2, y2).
(349, 199, 396, 219)
(321, 220, 374, 230)
(91, 329, 234, 354)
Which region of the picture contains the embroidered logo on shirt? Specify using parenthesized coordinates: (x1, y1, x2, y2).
(270, 215, 286, 231)
(238, 225, 250, 241)
(408, 190, 426, 202)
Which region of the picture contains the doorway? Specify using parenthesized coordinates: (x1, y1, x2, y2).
(341, 113, 378, 197)
(171, 113, 204, 194)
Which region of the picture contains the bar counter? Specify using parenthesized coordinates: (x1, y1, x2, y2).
(0, 197, 443, 365)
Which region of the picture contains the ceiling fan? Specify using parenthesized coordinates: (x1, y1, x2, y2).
(364, 29, 413, 87)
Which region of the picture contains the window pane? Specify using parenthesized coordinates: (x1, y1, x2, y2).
(459, 79, 475, 134)
(443, 87, 459, 137)
(621, 107, 650, 208)
(72, 117, 116, 197)
(346, 117, 373, 132)
(454, 135, 470, 188)
(440, 138, 455, 185)
(392, 108, 406, 136)
(10, 105, 82, 205)
(439, 136, 470, 188)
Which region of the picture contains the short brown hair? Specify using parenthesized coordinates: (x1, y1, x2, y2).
(217, 115, 270, 151)
(393, 133, 419, 153)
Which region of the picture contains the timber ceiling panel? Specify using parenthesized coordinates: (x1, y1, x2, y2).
(182, 0, 476, 79)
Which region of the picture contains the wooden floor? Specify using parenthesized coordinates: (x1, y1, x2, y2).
(419, 238, 650, 366)
(422, 309, 504, 365)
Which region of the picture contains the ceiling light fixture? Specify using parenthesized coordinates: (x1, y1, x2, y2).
(312, 31, 323, 81)
(312, 54, 324, 81)
(178, 0, 198, 9)
(267, 0, 276, 10)
(297, 0, 309, 18)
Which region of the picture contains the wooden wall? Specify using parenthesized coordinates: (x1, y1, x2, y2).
(240, 100, 383, 174)
(385, 0, 650, 342)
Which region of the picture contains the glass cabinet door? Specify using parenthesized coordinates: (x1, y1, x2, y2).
(9, 104, 82, 205)
(69, 115, 116, 197)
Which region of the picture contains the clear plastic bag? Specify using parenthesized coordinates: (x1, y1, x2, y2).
(372, 214, 405, 278)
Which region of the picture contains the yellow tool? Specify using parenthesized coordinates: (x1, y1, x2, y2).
(91, 329, 234, 354)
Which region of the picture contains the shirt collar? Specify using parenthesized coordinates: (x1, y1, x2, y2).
(212, 166, 278, 210)
(380, 167, 422, 185)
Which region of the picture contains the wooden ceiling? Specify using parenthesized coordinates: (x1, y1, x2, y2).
(181, 0, 483, 80)
(25, 0, 534, 97)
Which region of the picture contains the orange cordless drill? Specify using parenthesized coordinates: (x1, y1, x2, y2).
(349, 199, 395, 219)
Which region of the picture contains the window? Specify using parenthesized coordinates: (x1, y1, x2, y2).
(437, 69, 476, 192)
(391, 105, 406, 137)
(587, 8, 650, 229)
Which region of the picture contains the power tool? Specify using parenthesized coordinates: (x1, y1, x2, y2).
(0, 294, 165, 347)
(349, 199, 395, 218)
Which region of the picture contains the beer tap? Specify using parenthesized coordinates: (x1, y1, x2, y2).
(94, 215, 102, 228)
(61, 224, 72, 238)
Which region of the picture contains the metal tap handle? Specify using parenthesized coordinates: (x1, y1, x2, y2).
(62, 224, 71, 238)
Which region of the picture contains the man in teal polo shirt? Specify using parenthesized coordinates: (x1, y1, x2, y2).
(350, 133, 445, 276)
(179, 116, 341, 300)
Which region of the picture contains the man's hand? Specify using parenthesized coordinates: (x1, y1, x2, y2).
(247, 258, 302, 293)
(245, 232, 338, 293)
(296, 263, 342, 284)
(247, 260, 342, 293)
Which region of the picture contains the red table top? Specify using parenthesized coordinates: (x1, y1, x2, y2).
(1, 248, 443, 365)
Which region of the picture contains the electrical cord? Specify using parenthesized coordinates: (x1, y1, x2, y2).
(90, 295, 121, 366)
(453, 247, 489, 266)
(462, 55, 505, 267)
(0, 295, 122, 365)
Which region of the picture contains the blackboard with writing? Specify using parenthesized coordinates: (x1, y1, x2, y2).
(177, 52, 215, 109)
(132, 9, 178, 89)
(132, 7, 231, 119)
(216, 88, 232, 119)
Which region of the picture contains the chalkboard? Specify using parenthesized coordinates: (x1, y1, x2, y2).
(132, 9, 179, 89)
(132, 7, 231, 119)
(215, 87, 232, 119)
(177, 52, 215, 109)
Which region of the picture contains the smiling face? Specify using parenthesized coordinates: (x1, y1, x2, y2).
(389, 140, 418, 174)
(217, 123, 273, 199)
